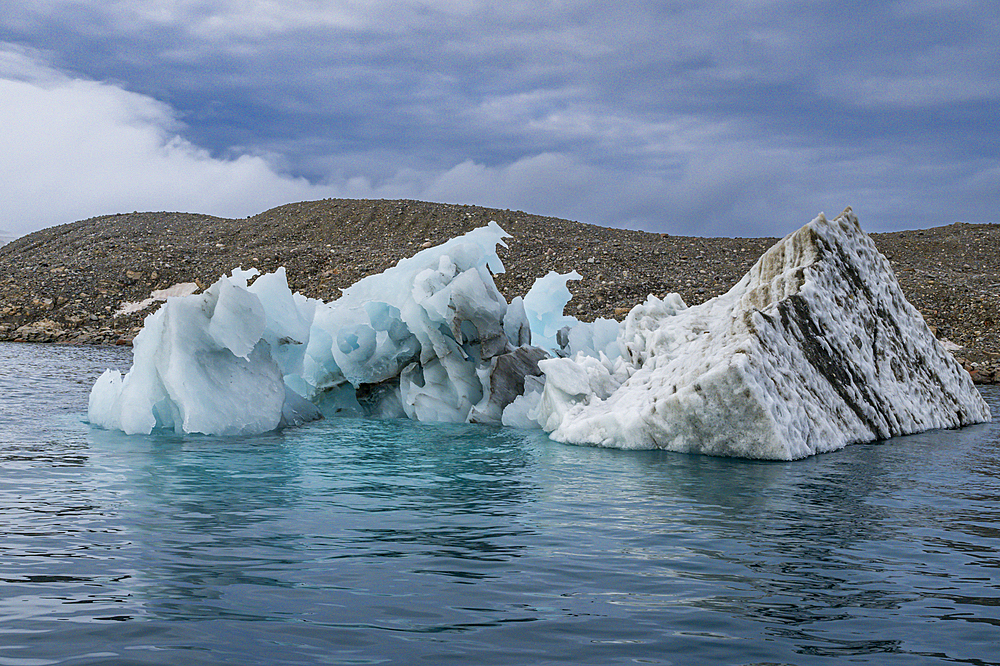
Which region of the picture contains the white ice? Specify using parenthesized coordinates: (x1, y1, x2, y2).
(523, 209, 991, 459)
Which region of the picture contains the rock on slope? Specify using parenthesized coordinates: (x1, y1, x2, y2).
(532, 209, 992, 459)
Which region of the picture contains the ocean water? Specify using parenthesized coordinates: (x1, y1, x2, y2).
(1, 341, 999, 666)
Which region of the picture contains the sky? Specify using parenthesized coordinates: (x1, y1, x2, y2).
(1, 0, 998, 242)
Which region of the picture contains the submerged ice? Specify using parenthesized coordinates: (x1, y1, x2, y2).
(90, 209, 991, 459)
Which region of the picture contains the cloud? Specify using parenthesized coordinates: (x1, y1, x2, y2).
(0, 46, 333, 237)
(3, 42, 825, 240)
(0, 44, 824, 241)
(1, 1, 998, 239)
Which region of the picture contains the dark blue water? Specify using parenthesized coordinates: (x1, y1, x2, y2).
(2, 342, 999, 665)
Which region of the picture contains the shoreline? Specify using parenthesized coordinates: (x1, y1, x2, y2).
(2, 199, 997, 383)
(3, 336, 996, 386)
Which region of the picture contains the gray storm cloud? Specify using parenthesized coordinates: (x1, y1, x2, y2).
(1, 1, 997, 238)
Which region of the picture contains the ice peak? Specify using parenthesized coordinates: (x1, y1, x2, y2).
(534, 209, 990, 458)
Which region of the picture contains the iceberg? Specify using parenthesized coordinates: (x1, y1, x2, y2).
(90, 222, 545, 434)
(89, 208, 991, 459)
(527, 208, 991, 458)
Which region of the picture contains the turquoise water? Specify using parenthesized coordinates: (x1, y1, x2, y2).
(2, 341, 999, 665)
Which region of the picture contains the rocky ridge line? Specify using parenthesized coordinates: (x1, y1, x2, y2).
(1, 199, 997, 383)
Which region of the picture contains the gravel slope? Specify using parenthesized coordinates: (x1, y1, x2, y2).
(2, 199, 997, 382)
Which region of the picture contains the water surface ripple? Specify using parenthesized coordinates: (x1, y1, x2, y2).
(1, 342, 998, 665)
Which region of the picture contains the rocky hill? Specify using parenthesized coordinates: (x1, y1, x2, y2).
(1, 198, 997, 382)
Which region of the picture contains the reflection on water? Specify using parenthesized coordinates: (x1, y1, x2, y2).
(1, 342, 999, 665)
(90, 419, 538, 625)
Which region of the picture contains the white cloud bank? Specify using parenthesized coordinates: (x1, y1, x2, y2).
(0, 46, 336, 238)
(0, 47, 683, 239)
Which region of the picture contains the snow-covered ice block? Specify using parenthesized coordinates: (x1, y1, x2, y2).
(468, 345, 549, 424)
(530, 208, 991, 459)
